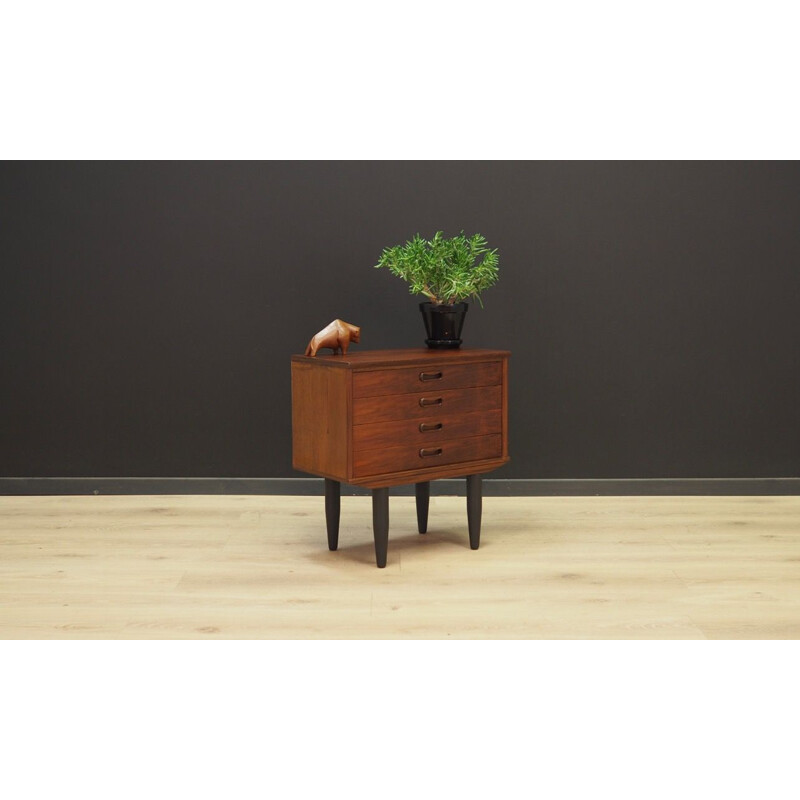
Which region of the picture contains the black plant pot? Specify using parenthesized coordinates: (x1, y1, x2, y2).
(419, 302, 469, 349)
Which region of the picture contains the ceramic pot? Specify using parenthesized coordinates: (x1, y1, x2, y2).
(419, 302, 468, 349)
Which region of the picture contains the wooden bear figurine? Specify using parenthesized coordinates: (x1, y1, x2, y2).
(305, 319, 361, 357)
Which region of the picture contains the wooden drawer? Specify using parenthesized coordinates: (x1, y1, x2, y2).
(353, 409, 502, 451)
(354, 434, 502, 478)
(353, 385, 501, 425)
(353, 361, 501, 398)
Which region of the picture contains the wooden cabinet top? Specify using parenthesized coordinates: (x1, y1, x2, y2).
(291, 348, 510, 370)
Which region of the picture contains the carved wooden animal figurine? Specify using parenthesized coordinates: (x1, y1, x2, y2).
(305, 319, 361, 357)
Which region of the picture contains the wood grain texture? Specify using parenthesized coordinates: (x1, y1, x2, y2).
(353, 385, 502, 425)
(353, 434, 502, 479)
(354, 457, 510, 489)
(2, 494, 800, 639)
(291, 348, 510, 370)
(353, 361, 501, 399)
(291, 361, 350, 480)
(292, 349, 509, 489)
(502, 357, 509, 459)
(353, 410, 502, 452)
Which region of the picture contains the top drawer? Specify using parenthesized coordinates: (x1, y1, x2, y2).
(353, 360, 501, 398)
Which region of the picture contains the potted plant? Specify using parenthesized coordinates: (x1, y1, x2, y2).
(374, 231, 500, 348)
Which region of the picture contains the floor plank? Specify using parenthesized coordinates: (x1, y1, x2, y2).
(1, 494, 798, 639)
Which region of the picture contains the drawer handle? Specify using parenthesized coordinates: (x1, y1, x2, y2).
(419, 371, 443, 382)
(419, 447, 443, 458)
(419, 422, 443, 432)
(419, 397, 443, 407)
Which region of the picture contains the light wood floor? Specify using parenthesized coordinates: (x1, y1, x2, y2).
(1, 494, 799, 639)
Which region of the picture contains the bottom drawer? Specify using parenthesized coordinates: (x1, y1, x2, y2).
(353, 434, 502, 478)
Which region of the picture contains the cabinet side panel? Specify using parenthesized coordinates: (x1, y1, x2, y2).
(345, 369, 353, 481)
(291, 362, 349, 480)
(502, 357, 509, 459)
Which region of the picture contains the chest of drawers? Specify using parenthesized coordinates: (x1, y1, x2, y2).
(291, 348, 510, 567)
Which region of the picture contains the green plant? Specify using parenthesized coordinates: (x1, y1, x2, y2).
(374, 231, 499, 306)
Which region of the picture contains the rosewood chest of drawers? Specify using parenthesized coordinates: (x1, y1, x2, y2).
(291, 348, 510, 567)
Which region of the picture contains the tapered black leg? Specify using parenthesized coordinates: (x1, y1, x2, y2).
(372, 487, 389, 568)
(415, 481, 430, 534)
(466, 474, 482, 550)
(325, 478, 340, 551)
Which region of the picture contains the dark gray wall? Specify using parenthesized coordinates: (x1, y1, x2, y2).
(1, 161, 799, 480)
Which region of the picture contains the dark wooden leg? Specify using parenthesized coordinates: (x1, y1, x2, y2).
(372, 487, 389, 568)
(415, 481, 430, 534)
(466, 474, 482, 550)
(325, 478, 340, 551)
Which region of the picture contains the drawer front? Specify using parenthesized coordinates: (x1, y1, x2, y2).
(354, 434, 502, 478)
(353, 361, 501, 398)
(353, 409, 502, 451)
(353, 385, 501, 425)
